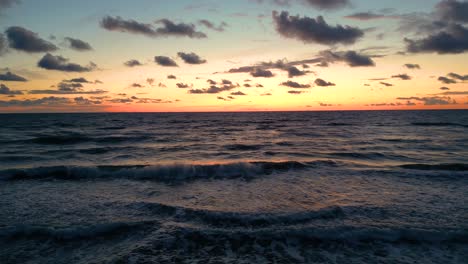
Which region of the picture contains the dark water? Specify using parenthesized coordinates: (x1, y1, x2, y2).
(0, 111, 467, 263)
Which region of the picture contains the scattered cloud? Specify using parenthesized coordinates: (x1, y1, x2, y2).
(65, 37, 93, 51)
(288, 90, 305, 94)
(177, 52, 207, 64)
(320, 50, 376, 67)
(396, 96, 457, 105)
(406, 23, 468, 54)
(0, 83, 22, 95)
(392, 74, 412, 80)
(167, 74, 177, 79)
(280, 80, 311, 88)
(5, 26, 57, 53)
(380, 82, 393, 87)
(231, 91, 246, 96)
(124, 59, 143, 67)
(438, 76, 457, 84)
(37, 53, 96, 72)
(176, 83, 191, 88)
(314, 78, 335, 86)
(344, 12, 388, 21)
(448, 72, 468, 81)
(272, 11, 364, 45)
(404, 63, 421, 69)
(0, 96, 71, 107)
(251, 68, 274, 77)
(198, 20, 228, 32)
(0, 71, 27, 82)
(155, 56, 178, 67)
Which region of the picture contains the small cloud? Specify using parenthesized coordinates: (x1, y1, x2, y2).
(0, 84, 22, 95)
(155, 56, 178, 67)
(65, 37, 93, 51)
(251, 68, 274, 78)
(5, 26, 57, 53)
(288, 90, 305, 94)
(392, 74, 412, 80)
(281, 80, 311, 88)
(198, 20, 228, 32)
(38, 53, 96, 72)
(314, 78, 335, 87)
(438, 76, 457, 84)
(0, 71, 27, 82)
(231, 91, 246, 96)
(176, 83, 190, 88)
(380, 82, 393, 87)
(124, 59, 143, 67)
(404, 63, 421, 69)
(130, 83, 145, 88)
(177, 52, 207, 64)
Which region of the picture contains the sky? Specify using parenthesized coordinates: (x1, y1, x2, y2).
(0, 0, 467, 112)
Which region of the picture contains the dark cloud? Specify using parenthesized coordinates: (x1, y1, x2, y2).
(64, 77, 91, 83)
(0, 33, 7, 55)
(405, 23, 468, 54)
(28, 89, 107, 95)
(448, 72, 468, 81)
(37, 53, 96, 72)
(146, 78, 155, 86)
(256, 84, 264, 88)
(124, 59, 143, 67)
(0, 71, 27, 82)
(65, 37, 92, 51)
(280, 80, 311, 88)
(177, 52, 207, 64)
(130, 83, 144, 88)
(155, 56, 178, 67)
(396, 96, 457, 105)
(231, 91, 247, 96)
(440, 86, 450, 90)
(5, 26, 57, 53)
(0, 0, 20, 10)
(287, 66, 307, 78)
(0, 96, 71, 107)
(438, 76, 457, 84)
(74, 96, 101, 105)
(167, 74, 177, 79)
(392, 74, 412, 80)
(207, 79, 216, 84)
(251, 68, 274, 78)
(380, 82, 393, 87)
(314, 78, 335, 86)
(155, 19, 207, 38)
(303, 0, 349, 10)
(436, 0, 468, 23)
(198, 20, 228, 32)
(272, 11, 364, 45)
(176, 83, 190, 88)
(320, 50, 376, 67)
(344, 12, 387, 20)
(58, 82, 83, 92)
(437, 91, 468, 95)
(188, 82, 238, 94)
(100, 16, 156, 36)
(288, 90, 305, 94)
(0, 83, 22, 95)
(404, 63, 421, 69)
(315, 61, 329, 67)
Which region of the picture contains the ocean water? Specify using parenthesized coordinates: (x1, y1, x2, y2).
(0, 110, 467, 263)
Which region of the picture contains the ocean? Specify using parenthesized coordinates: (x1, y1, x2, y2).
(0, 110, 467, 263)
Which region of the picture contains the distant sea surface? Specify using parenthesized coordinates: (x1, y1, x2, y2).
(1, 110, 467, 263)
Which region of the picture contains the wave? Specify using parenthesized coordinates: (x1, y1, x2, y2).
(223, 144, 264, 151)
(0, 221, 153, 241)
(411, 122, 468, 128)
(27, 134, 152, 145)
(326, 122, 353, 126)
(127, 202, 345, 227)
(399, 163, 468, 171)
(0, 161, 310, 182)
(171, 225, 468, 244)
(328, 152, 410, 160)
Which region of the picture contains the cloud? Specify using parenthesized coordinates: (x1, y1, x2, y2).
(320, 50, 376, 67)
(5, 26, 57, 53)
(64, 77, 91, 83)
(287, 66, 307, 78)
(436, 0, 468, 23)
(396, 96, 457, 105)
(272, 11, 364, 45)
(392, 74, 412, 80)
(405, 23, 468, 54)
(37, 53, 96, 72)
(176, 83, 190, 88)
(188, 82, 238, 94)
(155, 56, 178, 67)
(0, 33, 6, 55)
(167, 74, 177, 79)
(65, 37, 92, 51)
(437, 91, 468, 95)
(100, 16, 156, 36)
(314, 78, 335, 86)
(124, 59, 143, 67)
(438, 76, 457, 84)
(0, 83, 22, 95)
(177, 52, 207, 64)
(0, 0, 20, 10)
(74, 96, 101, 105)
(198, 20, 228, 32)
(231, 91, 247, 96)
(380, 82, 393, 87)
(448, 72, 468, 81)
(404, 63, 421, 69)
(280, 80, 311, 88)
(28, 89, 107, 95)
(344, 12, 387, 20)
(440, 86, 450, 90)
(251, 68, 274, 77)
(0, 71, 27, 81)
(155, 19, 207, 38)
(303, 0, 349, 10)
(130, 83, 144, 88)
(58, 82, 83, 92)
(288, 90, 305, 94)
(0, 96, 72, 107)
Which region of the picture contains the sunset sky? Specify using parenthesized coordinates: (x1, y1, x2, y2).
(0, 0, 467, 112)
